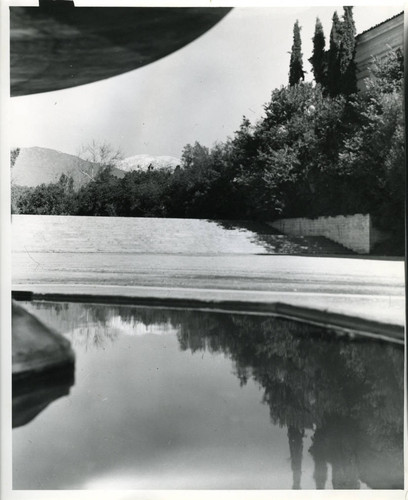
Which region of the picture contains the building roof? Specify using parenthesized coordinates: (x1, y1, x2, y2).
(356, 11, 404, 39)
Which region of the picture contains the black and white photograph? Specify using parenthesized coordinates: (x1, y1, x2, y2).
(2, 0, 405, 496)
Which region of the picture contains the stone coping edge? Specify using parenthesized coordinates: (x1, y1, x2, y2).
(12, 290, 404, 345)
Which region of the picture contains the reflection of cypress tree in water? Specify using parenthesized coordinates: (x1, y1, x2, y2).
(288, 426, 304, 489)
(307, 341, 404, 489)
(309, 427, 328, 489)
(309, 418, 360, 489)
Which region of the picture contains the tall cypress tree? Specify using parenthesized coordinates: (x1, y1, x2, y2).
(310, 17, 327, 88)
(327, 11, 342, 96)
(339, 6, 357, 95)
(289, 20, 305, 86)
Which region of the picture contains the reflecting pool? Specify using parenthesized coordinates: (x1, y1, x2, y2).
(13, 301, 404, 490)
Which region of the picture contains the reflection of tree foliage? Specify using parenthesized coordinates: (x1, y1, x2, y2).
(23, 301, 403, 488)
(173, 311, 403, 489)
(23, 301, 118, 349)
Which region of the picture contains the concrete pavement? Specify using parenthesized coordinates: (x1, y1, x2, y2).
(12, 252, 405, 331)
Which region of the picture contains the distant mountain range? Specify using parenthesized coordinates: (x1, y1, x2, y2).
(12, 147, 181, 189)
(12, 147, 124, 189)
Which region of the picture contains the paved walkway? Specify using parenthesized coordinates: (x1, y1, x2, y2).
(12, 252, 405, 329)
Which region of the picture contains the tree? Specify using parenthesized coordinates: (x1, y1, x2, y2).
(10, 147, 20, 169)
(180, 141, 211, 174)
(117, 169, 172, 217)
(310, 18, 327, 88)
(75, 167, 120, 216)
(174, 141, 242, 219)
(327, 11, 342, 96)
(337, 50, 404, 247)
(289, 20, 305, 86)
(338, 6, 357, 95)
(15, 174, 75, 215)
(76, 140, 122, 181)
(236, 82, 347, 219)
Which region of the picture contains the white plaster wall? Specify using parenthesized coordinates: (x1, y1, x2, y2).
(355, 13, 404, 90)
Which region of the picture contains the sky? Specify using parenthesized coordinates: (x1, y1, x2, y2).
(9, 4, 403, 160)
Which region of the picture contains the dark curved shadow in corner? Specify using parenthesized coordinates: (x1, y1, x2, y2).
(10, 7, 232, 96)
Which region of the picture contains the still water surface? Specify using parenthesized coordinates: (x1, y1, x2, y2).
(13, 301, 403, 490)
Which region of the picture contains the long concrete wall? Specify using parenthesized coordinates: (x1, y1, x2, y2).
(268, 214, 377, 254)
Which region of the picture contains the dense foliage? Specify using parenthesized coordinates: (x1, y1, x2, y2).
(14, 174, 76, 215)
(12, 50, 404, 249)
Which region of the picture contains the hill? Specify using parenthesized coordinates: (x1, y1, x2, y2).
(116, 154, 180, 173)
(12, 147, 125, 189)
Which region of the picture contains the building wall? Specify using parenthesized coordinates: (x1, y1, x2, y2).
(355, 13, 404, 90)
(268, 214, 385, 254)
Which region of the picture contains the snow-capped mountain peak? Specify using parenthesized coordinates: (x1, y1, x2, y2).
(116, 154, 180, 172)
